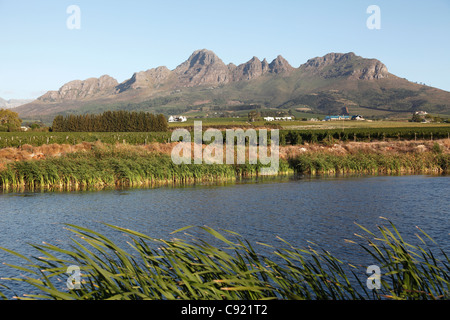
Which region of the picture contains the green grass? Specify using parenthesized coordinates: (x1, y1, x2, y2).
(0, 219, 449, 300)
(0, 136, 447, 191)
(0, 143, 292, 191)
(288, 152, 449, 175)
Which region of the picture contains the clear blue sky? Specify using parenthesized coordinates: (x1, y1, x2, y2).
(1, 0, 449, 99)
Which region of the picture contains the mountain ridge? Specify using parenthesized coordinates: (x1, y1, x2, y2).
(0, 97, 34, 109)
(15, 49, 450, 120)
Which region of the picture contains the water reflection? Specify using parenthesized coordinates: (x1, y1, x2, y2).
(0, 174, 449, 296)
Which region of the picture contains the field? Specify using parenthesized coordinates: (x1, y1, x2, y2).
(168, 117, 450, 136)
(279, 120, 450, 130)
(0, 123, 449, 149)
(0, 132, 172, 148)
(167, 115, 450, 129)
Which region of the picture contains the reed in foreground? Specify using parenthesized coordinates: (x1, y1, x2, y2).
(0, 219, 448, 300)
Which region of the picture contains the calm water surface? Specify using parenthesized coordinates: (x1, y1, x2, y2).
(0, 174, 449, 297)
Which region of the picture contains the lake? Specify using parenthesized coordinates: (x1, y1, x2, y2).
(0, 174, 449, 297)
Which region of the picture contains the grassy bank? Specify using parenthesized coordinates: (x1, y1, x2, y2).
(1, 219, 449, 300)
(288, 151, 449, 175)
(0, 139, 448, 191)
(0, 142, 291, 191)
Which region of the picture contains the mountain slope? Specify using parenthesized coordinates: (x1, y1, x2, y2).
(15, 49, 450, 121)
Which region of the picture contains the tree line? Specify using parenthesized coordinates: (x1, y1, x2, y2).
(51, 111, 168, 132)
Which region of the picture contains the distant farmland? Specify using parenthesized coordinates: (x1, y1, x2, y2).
(0, 125, 448, 148)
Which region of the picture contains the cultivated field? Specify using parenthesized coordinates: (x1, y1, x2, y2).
(168, 116, 450, 129)
(0, 124, 448, 149)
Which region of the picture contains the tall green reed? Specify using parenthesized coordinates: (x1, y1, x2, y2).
(0, 220, 448, 300)
(290, 152, 448, 175)
(0, 144, 289, 191)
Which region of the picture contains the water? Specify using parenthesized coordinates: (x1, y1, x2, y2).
(0, 174, 449, 297)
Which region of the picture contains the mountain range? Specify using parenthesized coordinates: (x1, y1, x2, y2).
(0, 97, 33, 109)
(15, 49, 450, 122)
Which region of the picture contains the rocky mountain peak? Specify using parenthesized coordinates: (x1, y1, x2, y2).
(302, 52, 388, 80)
(304, 52, 356, 69)
(38, 75, 118, 102)
(116, 66, 172, 93)
(355, 59, 389, 80)
(33, 50, 396, 106)
(175, 49, 225, 72)
(174, 49, 230, 86)
(230, 54, 293, 81)
(15, 48, 450, 121)
(232, 56, 265, 81)
(269, 55, 294, 74)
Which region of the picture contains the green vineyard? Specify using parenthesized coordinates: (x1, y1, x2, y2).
(279, 126, 450, 145)
(0, 132, 172, 148)
(0, 126, 448, 148)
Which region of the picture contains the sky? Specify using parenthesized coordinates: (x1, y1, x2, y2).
(1, 0, 450, 100)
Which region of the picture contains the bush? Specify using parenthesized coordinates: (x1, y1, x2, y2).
(432, 142, 443, 154)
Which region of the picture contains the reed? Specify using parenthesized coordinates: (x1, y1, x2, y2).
(1, 140, 447, 191)
(0, 143, 289, 191)
(289, 151, 449, 175)
(0, 219, 448, 300)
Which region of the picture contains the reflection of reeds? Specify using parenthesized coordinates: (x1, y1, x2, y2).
(1, 219, 449, 300)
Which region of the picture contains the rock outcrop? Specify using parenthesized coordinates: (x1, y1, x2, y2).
(354, 60, 388, 80)
(302, 52, 388, 80)
(173, 49, 294, 85)
(174, 49, 231, 87)
(269, 55, 295, 74)
(38, 75, 118, 102)
(116, 66, 173, 93)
